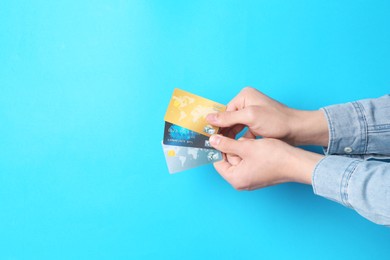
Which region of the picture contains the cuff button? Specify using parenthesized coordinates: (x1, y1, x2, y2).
(344, 147, 353, 153)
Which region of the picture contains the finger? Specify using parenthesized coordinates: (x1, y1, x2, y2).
(206, 107, 255, 128)
(213, 160, 236, 180)
(209, 135, 243, 155)
(225, 87, 251, 111)
(226, 153, 242, 166)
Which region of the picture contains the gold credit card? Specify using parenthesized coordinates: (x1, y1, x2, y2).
(164, 88, 226, 136)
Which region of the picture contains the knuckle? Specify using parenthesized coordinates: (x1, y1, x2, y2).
(220, 138, 232, 151)
(219, 111, 228, 121)
(242, 86, 254, 94)
(213, 112, 221, 121)
(245, 106, 258, 123)
(215, 112, 228, 124)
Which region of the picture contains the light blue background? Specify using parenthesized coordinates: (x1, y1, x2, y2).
(1, 0, 389, 259)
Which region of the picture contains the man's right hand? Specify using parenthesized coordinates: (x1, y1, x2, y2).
(206, 87, 329, 146)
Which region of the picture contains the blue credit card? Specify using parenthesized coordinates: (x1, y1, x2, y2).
(163, 122, 214, 149)
(161, 142, 222, 173)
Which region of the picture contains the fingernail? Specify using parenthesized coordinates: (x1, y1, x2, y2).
(209, 135, 221, 145)
(206, 113, 218, 123)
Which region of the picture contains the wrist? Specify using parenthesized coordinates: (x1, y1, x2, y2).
(288, 109, 329, 147)
(285, 147, 324, 185)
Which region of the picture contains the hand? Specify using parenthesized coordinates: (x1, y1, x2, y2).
(206, 87, 329, 146)
(209, 134, 324, 190)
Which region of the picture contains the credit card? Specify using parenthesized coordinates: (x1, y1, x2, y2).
(162, 142, 222, 174)
(163, 121, 214, 150)
(164, 88, 226, 136)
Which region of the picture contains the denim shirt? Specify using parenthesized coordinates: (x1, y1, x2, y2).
(312, 95, 390, 226)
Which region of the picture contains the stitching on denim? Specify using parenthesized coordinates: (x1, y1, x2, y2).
(311, 156, 329, 195)
(353, 102, 368, 154)
(340, 160, 361, 208)
(352, 102, 364, 153)
(369, 124, 390, 133)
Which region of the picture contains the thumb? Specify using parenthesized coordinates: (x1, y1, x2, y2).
(209, 135, 243, 155)
(206, 107, 254, 127)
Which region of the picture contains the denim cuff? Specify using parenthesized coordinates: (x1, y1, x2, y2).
(321, 101, 368, 155)
(312, 156, 361, 208)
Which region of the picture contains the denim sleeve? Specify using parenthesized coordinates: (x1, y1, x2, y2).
(321, 95, 390, 156)
(312, 156, 390, 226)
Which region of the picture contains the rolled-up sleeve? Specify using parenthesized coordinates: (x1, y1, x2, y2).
(321, 95, 390, 156)
(313, 156, 390, 226)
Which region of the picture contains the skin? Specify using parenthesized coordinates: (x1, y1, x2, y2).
(206, 87, 330, 190)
